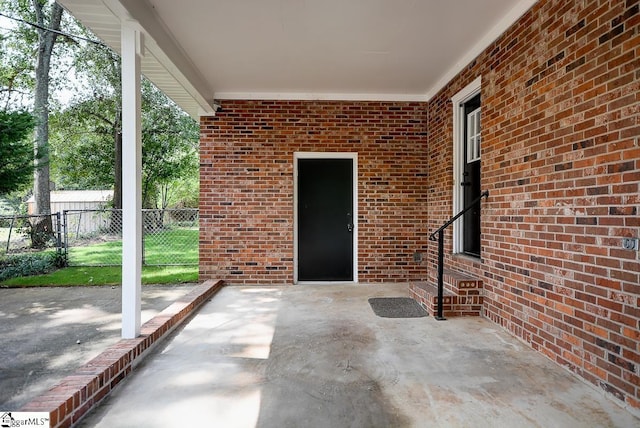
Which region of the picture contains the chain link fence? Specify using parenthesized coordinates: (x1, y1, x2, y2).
(1, 209, 198, 267)
(0, 213, 64, 255)
(64, 209, 199, 266)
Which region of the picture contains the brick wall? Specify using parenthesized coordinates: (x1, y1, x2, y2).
(200, 101, 428, 284)
(428, 0, 639, 413)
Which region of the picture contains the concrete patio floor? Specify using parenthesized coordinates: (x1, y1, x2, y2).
(0, 284, 197, 410)
(77, 283, 637, 428)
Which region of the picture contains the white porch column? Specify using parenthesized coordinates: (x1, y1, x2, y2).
(121, 24, 143, 339)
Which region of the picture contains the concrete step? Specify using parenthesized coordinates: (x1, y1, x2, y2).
(409, 276, 484, 318)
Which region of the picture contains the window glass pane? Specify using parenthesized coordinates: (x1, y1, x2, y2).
(470, 137, 475, 163)
(467, 107, 481, 162)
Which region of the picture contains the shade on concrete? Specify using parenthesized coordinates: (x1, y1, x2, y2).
(78, 284, 637, 428)
(0, 284, 196, 410)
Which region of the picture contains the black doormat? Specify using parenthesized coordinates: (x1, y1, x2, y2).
(368, 297, 428, 318)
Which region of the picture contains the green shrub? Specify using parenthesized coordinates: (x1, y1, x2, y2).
(0, 252, 67, 282)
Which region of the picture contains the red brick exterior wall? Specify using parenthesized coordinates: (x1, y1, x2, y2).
(199, 0, 638, 413)
(200, 101, 428, 284)
(427, 0, 639, 412)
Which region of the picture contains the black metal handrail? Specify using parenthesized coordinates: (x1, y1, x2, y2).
(429, 190, 489, 242)
(429, 189, 489, 320)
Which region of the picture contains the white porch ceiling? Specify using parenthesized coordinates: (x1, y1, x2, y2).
(57, 0, 537, 118)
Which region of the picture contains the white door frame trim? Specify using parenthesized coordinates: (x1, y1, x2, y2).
(293, 152, 358, 284)
(451, 76, 481, 254)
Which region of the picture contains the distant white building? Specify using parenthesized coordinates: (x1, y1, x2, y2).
(27, 190, 113, 214)
(27, 190, 114, 236)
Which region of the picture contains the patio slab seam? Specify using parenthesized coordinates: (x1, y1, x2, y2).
(18, 279, 224, 428)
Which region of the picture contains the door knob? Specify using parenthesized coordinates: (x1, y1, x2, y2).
(347, 223, 353, 232)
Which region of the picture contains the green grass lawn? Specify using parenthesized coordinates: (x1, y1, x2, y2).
(142, 228, 199, 265)
(68, 228, 198, 266)
(0, 265, 198, 287)
(69, 239, 122, 265)
(1, 227, 200, 287)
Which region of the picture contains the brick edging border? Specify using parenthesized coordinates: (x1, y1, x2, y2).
(20, 279, 225, 428)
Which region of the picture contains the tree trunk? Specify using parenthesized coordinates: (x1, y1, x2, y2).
(114, 128, 123, 210)
(31, 0, 63, 248)
(110, 125, 123, 235)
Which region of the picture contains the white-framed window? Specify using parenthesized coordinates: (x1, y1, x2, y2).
(467, 107, 481, 163)
(451, 76, 481, 254)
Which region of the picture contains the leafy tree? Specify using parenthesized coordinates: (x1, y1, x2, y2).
(140, 80, 198, 209)
(164, 174, 199, 209)
(31, 0, 63, 220)
(0, 109, 34, 194)
(0, 33, 34, 109)
(0, 0, 74, 246)
(50, 24, 199, 212)
(50, 31, 124, 203)
(1, 1, 199, 221)
(50, 94, 120, 191)
(51, 78, 199, 211)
